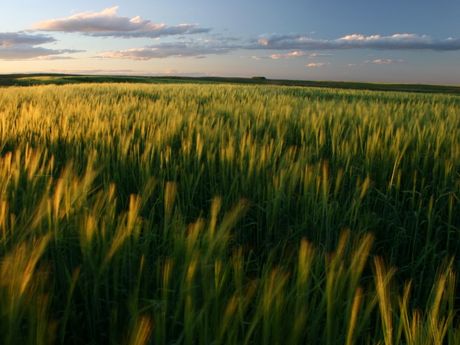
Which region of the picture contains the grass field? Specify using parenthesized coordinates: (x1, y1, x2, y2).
(2, 73, 460, 95)
(0, 82, 459, 344)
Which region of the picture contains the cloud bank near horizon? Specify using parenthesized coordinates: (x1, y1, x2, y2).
(97, 43, 230, 60)
(95, 32, 460, 61)
(255, 33, 460, 51)
(33, 6, 210, 38)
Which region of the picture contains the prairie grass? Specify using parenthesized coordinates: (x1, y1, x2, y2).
(0, 83, 458, 344)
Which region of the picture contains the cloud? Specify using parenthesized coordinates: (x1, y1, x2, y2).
(254, 33, 460, 51)
(0, 32, 55, 47)
(33, 55, 76, 60)
(308, 52, 333, 58)
(0, 32, 81, 60)
(34, 6, 210, 38)
(269, 51, 333, 60)
(0, 47, 78, 60)
(96, 42, 230, 60)
(270, 50, 307, 59)
(366, 58, 404, 65)
(306, 62, 329, 68)
(96, 30, 458, 63)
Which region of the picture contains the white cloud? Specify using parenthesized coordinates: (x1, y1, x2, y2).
(96, 43, 229, 60)
(306, 62, 329, 68)
(34, 6, 210, 38)
(270, 50, 306, 59)
(308, 52, 333, 58)
(0, 32, 80, 60)
(258, 38, 269, 46)
(254, 33, 460, 51)
(339, 34, 380, 41)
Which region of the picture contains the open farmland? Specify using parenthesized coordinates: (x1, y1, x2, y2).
(0, 83, 459, 344)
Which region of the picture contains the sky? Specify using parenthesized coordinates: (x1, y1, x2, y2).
(1, 1, 459, 84)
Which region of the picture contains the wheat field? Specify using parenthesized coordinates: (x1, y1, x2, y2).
(0, 83, 459, 344)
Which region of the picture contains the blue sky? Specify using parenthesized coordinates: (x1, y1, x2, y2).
(1, 1, 459, 84)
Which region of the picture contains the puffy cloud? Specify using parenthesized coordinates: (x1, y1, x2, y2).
(96, 43, 230, 60)
(34, 6, 210, 38)
(270, 50, 306, 59)
(0, 32, 80, 60)
(306, 62, 329, 68)
(308, 52, 333, 58)
(254, 33, 460, 51)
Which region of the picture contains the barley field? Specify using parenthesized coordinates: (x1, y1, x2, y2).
(0, 83, 459, 344)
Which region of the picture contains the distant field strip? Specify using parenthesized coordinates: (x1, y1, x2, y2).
(1, 74, 460, 94)
(0, 83, 459, 344)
